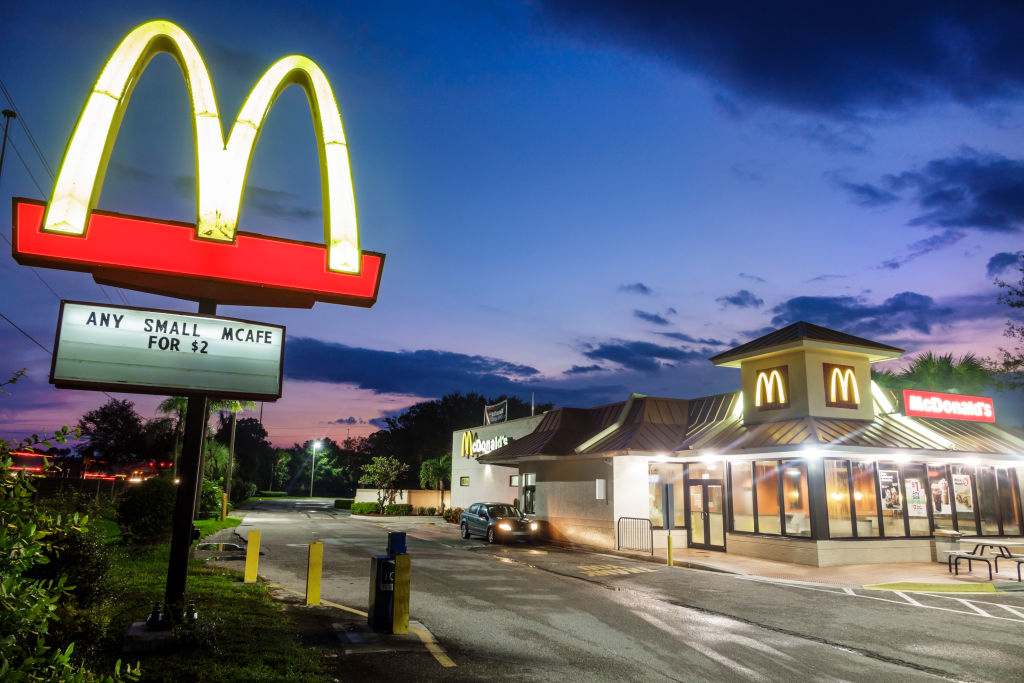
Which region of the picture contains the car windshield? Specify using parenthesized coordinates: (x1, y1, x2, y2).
(488, 504, 521, 518)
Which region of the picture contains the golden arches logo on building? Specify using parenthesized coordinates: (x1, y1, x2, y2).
(460, 431, 474, 458)
(12, 19, 384, 309)
(754, 367, 788, 410)
(824, 364, 859, 408)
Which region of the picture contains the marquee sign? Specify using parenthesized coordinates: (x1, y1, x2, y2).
(50, 301, 284, 400)
(12, 20, 384, 308)
(903, 389, 994, 423)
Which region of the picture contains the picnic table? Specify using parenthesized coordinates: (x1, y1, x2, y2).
(951, 539, 1024, 581)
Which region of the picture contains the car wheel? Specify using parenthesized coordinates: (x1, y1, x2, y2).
(461, 522, 470, 539)
(487, 527, 496, 544)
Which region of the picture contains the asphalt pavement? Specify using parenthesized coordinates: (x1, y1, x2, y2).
(199, 499, 1024, 682)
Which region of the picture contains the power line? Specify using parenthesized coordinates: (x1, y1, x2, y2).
(6, 137, 46, 198)
(0, 78, 54, 180)
(0, 309, 51, 354)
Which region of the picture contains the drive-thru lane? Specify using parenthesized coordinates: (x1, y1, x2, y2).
(227, 500, 1024, 681)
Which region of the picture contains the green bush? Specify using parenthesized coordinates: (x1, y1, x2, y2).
(199, 478, 224, 515)
(444, 507, 463, 524)
(117, 476, 177, 542)
(350, 502, 380, 515)
(417, 506, 426, 515)
(334, 498, 353, 510)
(384, 503, 413, 516)
(232, 480, 257, 504)
(427, 506, 437, 516)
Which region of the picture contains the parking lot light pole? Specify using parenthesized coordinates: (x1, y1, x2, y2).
(309, 440, 321, 497)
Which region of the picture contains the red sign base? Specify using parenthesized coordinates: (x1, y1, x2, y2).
(12, 198, 384, 308)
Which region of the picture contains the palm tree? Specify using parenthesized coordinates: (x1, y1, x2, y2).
(219, 399, 257, 504)
(419, 453, 451, 515)
(874, 352, 996, 396)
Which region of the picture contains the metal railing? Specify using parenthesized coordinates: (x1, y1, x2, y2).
(616, 516, 654, 555)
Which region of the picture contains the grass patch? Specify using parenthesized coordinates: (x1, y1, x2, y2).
(863, 582, 996, 593)
(93, 544, 326, 682)
(194, 516, 243, 540)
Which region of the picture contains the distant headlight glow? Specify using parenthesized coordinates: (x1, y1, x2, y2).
(530, 522, 538, 531)
(498, 522, 512, 531)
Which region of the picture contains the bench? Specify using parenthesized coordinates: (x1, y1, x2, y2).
(946, 551, 993, 580)
(994, 555, 1024, 581)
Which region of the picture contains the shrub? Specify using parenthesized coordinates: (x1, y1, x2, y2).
(416, 506, 426, 516)
(232, 480, 257, 504)
(427, 507, 437, 516)
(117, 475, 177, 543)
(199, 478, 224, 515)
(334, 498, 353, 510)
(350, 502, 380, 515)
(384, 503, 413, 516)
(445, 507, 463, 524)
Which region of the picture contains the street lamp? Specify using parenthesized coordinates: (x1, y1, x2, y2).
(309, 440, 322, 497)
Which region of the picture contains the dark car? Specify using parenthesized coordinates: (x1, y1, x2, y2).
(460, 502, 538, 544)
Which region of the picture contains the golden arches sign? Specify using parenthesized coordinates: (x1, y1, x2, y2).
(460, 432, 474, 458)
(754, 368, 787, 408)
(44, 19, 360, 274)
(829, 367, 859, 404)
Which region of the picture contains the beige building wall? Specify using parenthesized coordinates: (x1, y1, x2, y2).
(354, 488, 451, 509)
(526, 457, 616, 548)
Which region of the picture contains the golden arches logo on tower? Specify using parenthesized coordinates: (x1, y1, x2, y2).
(754, 367, 788, 410)
(12, 19, 385, 309)
(824, 364, 859, 408)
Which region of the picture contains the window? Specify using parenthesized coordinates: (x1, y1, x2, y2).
(877, 464, 907, 538)
(902, 465, 931, 536)
(509, 474, 520, 487)
(782, 461, 811, 537)
(851, 462, 879, 537)
(649, 463, 684, 528)
(977, 467, 1000, 535)
(459, 476, 469, 487)
(825, 460, 853, 538)
(522, 472, 536, 514)
(596, 478, 607, 500)
(730, 462, 755, 532)
(997, 469, 1020, 535)
(755, 461, 781, 535)
(950, 465, 977, 535)
(928, 464, 954, 531)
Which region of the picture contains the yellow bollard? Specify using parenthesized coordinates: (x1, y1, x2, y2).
(306, 542, 323, 606)
(392, 553, 410, 634)
(667, 533, 674, 567)
(221, 492, 228, 522)
(244, 530, 261, 583)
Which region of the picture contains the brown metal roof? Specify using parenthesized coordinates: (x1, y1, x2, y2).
(478, 402, 624, 462)
(579, 397, 690, 453)
(709, 321, 903, 365)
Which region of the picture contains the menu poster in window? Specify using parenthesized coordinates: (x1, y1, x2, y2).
(930, 476, 951, 515)
(906, 478, 929, 517)
(952, 474, 974, 512)
(879, 469, 902, 511)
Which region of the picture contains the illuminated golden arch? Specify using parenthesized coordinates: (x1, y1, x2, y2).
(829, 367, 859, 404)
(755, 369, 786, 407)
(460, 432, 474, 458)
(42, 19, 361, 274)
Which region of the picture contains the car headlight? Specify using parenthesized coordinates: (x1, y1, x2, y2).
(498, 522, 512, 531)
(530, 522, 538, 531)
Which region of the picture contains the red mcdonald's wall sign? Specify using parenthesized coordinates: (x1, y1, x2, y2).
(902, 389, 995, 423)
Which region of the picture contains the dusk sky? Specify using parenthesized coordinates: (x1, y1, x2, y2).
(3, 1, 1023, 446)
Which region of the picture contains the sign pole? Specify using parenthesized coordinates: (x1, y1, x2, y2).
(164, 300, 216, 617)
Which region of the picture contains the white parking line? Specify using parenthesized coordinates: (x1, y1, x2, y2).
(893, 591, 922, 607)
(738, 576, 1024, 624)
(993, 603, 1024, 619)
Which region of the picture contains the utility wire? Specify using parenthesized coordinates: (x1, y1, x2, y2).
(0, 78, 54, 180)
(0, 309, 51, 354)
(7, 137, 47, 198)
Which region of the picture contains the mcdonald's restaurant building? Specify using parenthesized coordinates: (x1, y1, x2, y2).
(459, 322, 1024, 567)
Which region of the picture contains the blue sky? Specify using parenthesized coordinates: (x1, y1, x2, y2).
(2, 1, 1023, 444)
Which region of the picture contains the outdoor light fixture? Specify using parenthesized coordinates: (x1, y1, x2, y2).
(309, 440, 322, 497)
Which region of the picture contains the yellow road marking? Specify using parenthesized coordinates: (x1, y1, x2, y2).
(265, 580, 455, 667)
(577, 563, 657, 577)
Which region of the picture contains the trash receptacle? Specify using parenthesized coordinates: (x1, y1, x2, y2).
(367, 555, 395, 631)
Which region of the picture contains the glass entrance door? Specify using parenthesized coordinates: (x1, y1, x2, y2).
(687, 481, 725, 551)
